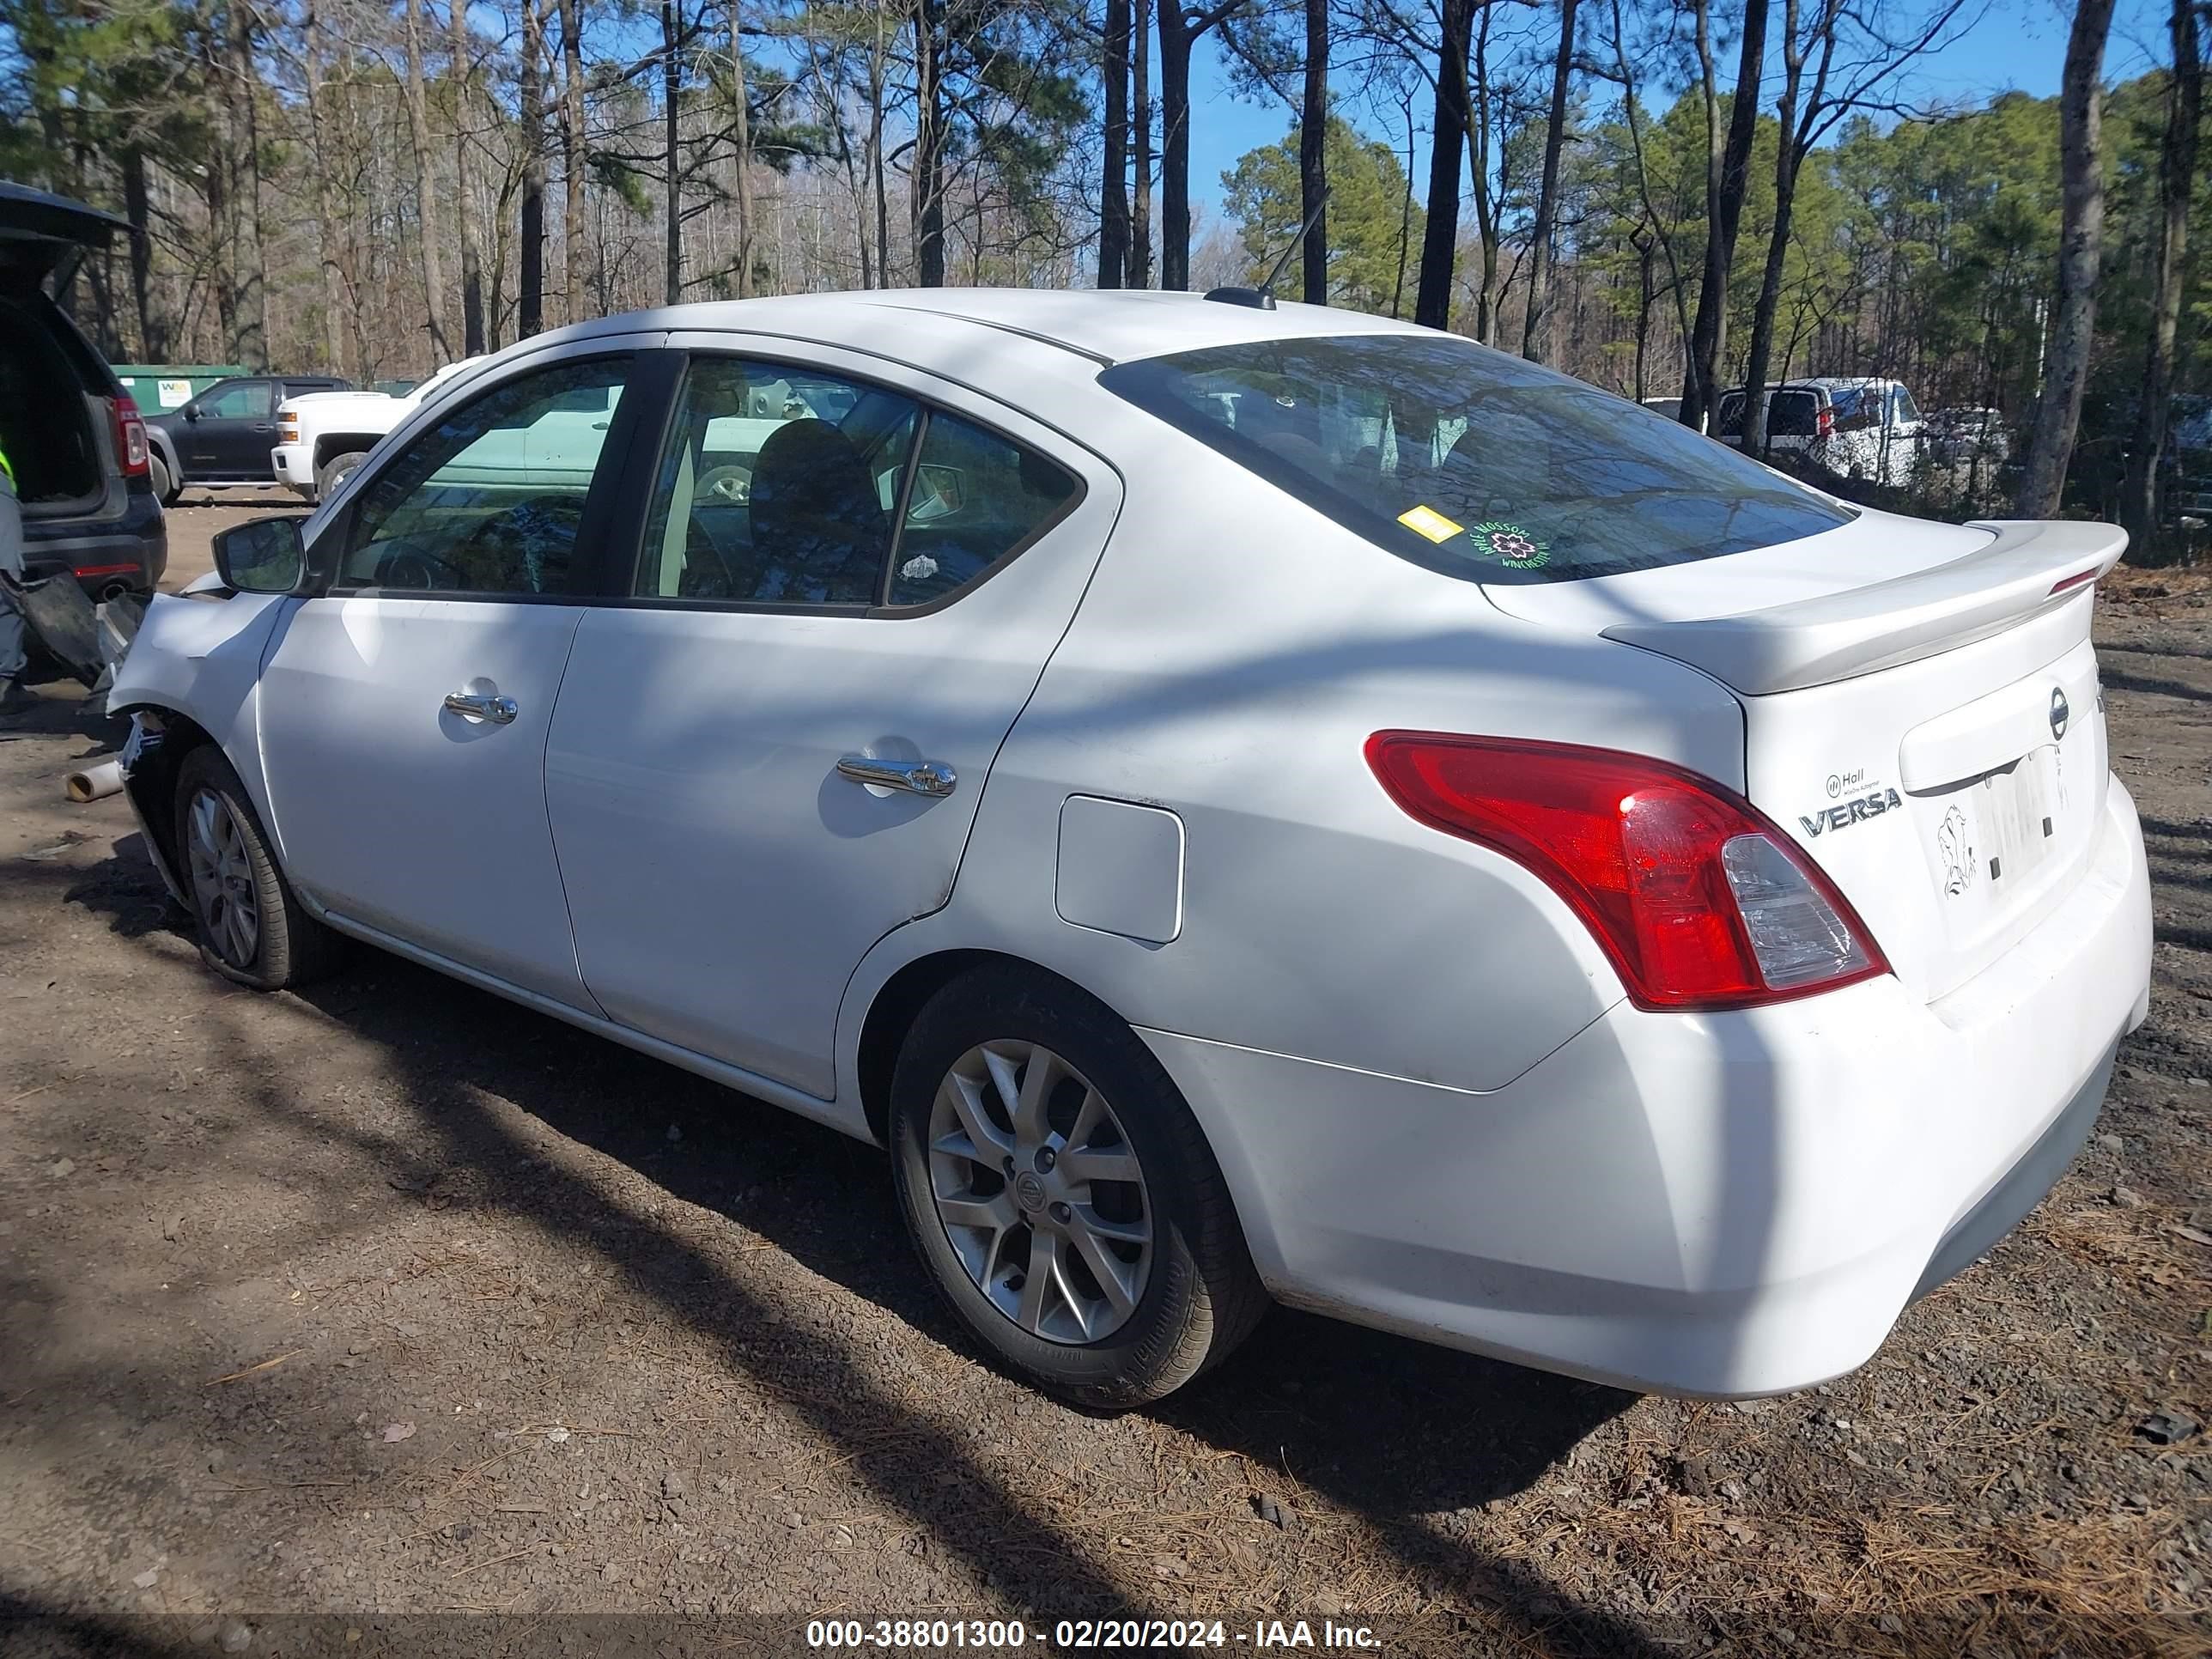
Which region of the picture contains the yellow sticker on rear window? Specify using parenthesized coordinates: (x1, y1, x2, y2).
(1397, 504, 1464, 544)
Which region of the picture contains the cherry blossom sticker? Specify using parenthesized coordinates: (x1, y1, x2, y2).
(1468, 521, 1551, 569)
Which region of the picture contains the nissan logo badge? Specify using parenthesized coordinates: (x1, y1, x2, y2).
(2050, 686, 2070, 741)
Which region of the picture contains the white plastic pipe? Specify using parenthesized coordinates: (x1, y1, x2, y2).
(64, 759, 124, 804)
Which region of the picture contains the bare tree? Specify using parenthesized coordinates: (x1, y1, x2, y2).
(2016, 0, 2118, 514)
(450, 0, 488, 354)
(2120, 0, 2203, 548)
(1299, 0, 1328, 301)
(404, 0, 453, 356)
(1158, 0, 1248, 289)
(520, 0, 550, 336)
(295, 4, 350, 374)
(1413, 0, 1472, 329)
(559, 0, 588, 321)
(1521, 0, 1580, 363)
(661, 0, 682, 301)
(1736, 0, 1969, 452)
(1680, 0, 1769, 427)
(1102, 0, 1133, 284)
(1133, 0, 1154, 283)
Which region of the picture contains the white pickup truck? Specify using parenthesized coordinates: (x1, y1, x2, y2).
(271, 357, 483, 502)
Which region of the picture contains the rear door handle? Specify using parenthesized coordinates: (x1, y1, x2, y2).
(836, 756, 957, 797)
(444, 690, 518, 726)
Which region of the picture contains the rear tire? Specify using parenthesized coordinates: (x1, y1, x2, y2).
(149, 453, 179, 507)
(316, 451, 369, 503)
(173, 746, 344, 990)
(889, 966, 1267, 1408)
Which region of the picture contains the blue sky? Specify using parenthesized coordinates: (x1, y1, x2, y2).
(1177, 0, 2172, 220)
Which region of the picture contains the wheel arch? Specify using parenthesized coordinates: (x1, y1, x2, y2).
(111, 702, 216, 899)
(852, 947, 1128, 1147)
(312, 434, 380, 471)
(145, 426, 181, 477)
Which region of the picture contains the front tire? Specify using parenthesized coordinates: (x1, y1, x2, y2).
(173, 746, 343, 990)
(316, 451, 369, 503)
(889, 967, 1267, 1407)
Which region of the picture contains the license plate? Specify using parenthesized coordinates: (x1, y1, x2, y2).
(1974, 747, 2058, 886)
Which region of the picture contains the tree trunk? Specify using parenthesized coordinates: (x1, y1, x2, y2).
(1298, 0, 1328, 303)
(1737, 0, 1807, 453)
(662, 0, 682, 302)
(404, 0, 453, 357)
(559, 0, 587, 321)
(451, 0, 487, 354)
(913, 0, 946, 285)
(1413, 0, 1472, 329)
(120, 147, 167, 362)
(728, 0, 755, 297)
(225, 0, 268, 368)
(1158, 3, 1193, 289)
(1464, 0, 1499, 340)
(1101, 0, 1131, 287)
(2016, 0, 2118, 516)
(868, 3, 889, 285)
(296, 9, 349, 375)
(2119, 0, 2200, 550)
(1520, 0, 1579, 363)
(1133, 0, 1153, 286)
(520, 0, 548, 337)
(1681, 0, 1766, 428)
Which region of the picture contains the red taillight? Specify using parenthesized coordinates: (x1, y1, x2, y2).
(2048, 567, 2100, 595)
(1364, 733, 1889, 1012)
(1815, 406, 1834, 439)
(112, 395, 149, 477)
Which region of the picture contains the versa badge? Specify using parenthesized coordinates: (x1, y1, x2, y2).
(1801, 787, 1905, 837)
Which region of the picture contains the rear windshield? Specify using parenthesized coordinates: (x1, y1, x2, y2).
(1101, 334, 1854, 584)
(1717, 388, 1820, 439)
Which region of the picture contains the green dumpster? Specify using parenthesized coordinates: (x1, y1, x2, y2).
(110, 364, 248, 413)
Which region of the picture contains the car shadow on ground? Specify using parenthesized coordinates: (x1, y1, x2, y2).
(53, 850, 1662, 1656)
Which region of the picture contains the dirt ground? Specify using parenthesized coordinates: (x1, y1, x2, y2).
(1, 510, 2208, 1657)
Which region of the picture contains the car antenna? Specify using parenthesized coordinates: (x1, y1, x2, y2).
(1204, 186, 1331, 311)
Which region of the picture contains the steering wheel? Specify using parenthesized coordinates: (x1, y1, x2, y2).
(375, 544, 469, 590)
(453, 495, 586, 590)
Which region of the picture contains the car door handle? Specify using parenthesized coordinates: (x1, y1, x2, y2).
(443, 690, 519, 725)
(836, 756, 957, 797)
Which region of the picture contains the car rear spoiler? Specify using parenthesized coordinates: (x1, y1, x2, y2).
(1597, 520, 2128, 696)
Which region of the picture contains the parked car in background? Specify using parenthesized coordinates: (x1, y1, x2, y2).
(112, 291, 2150, 1413)
(1926, 406, 2013, 468)
(1640, 396, 1684, 422)
(272, 357, 483, 502)
(144, 372, 351, 504)
(1716, 377, 1924, 485)
(0, 183, 165, 601)
(2162, 394, 2212, 529)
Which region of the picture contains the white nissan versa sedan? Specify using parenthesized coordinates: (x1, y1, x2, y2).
(109, 290, 2153, 1407)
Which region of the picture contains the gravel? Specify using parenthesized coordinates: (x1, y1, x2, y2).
(0, 524, 2205, 1655)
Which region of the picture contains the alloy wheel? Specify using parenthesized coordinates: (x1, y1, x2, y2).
(185, 787, 259, 969)
(927, 1040, 1153, 1344)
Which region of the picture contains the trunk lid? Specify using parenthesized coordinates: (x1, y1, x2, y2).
(1485, 512, 2125, 1000)
(0, 182, 127, 293)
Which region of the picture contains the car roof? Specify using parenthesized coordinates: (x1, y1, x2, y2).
(544, 287, 1430, 368)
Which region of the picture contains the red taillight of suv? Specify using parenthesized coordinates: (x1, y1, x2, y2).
(112, 395, 149, 477)
(1815, 405, 1834, 440)
(1365, 732, 1889, 1012)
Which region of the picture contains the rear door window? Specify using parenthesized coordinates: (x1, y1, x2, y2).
(1101, 335, 1854, 584)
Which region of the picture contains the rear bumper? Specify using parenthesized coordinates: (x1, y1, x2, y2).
(1145, 777, 2153, 1397)
(270, 443, 317, 498)
(21, 485, 167, 599)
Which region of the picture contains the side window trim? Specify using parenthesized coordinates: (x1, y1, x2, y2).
(310, 349, 643, 603)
